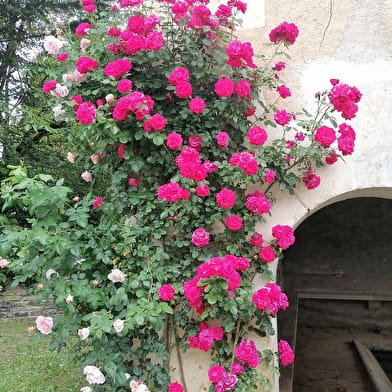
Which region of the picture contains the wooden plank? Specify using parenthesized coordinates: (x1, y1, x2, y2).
(353, 340, 392, 392)
(298, 291, 392, 302)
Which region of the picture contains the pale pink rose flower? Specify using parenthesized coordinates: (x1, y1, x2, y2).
(105, 94, 115, 103)
(43, 35, 63, 54)
(53, 104, 65, 116)
(67, 152, 75, 163)
(81, 171, 92, 182)
(108, 268, 126, 283)
(80, 38, 91, 53)
(80, 387, 93, 392)
(50, 83, 69, 98)
(130, 381, 150, 392)
(65, 294, 74, 304)
(130, 382, 150, 392)
(83, 365, 106, 385)
(35, 316, 53, 334)
(62, 69, 85, 83)
(90, 154, 99, 164)
(45, 268, 58, 279)
(78, 327, 90, 340)
(113, 319, 125, 333)
(0, 258, 9, 268)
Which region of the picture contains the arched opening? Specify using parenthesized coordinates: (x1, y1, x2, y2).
(277, 196, 392, 391)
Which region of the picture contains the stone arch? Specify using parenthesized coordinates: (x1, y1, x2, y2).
(274, 188, 392, 391)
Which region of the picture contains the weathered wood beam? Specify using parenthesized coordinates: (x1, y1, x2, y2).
(353, 340, 392, 392)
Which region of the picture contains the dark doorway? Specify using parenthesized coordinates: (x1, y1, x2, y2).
(277, 197, 392, 391)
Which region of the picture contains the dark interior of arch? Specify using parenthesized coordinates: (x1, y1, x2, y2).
(277, 196, 392, 392)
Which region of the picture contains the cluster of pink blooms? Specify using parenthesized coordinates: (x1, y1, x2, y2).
(75, 100, 97, 125)
(226, 40, 256, 68)
(269, 21, 299, 45)
(175, 147, 209, 182)
(271, 225, 295, 250)
(80, 0, 97, 13)
(251, 282, 289, 315)
(208, 365, 238, 392)
(105, 13, 163, 56)
(235, 338, 260, 368)
(214, 78, 252, 99)
(229, 151, 258, 175)
(328, 79, 362, 120)
(167, 68, 208, 112)
(183, 255, 249, 313)
(112, 91, 155, 121)
(302, 167, 321, 190)
(188, 322, 224, 351)
(40, 1, 366, 385)
(278, 340, 295, 366)
(157, 182, 190, 202)
(337, 123, 356, 156)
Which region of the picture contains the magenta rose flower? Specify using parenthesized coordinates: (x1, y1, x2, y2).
(276, 85, 291, 98)
(216, 188, 236, 208)
(269, 21, 299, 45)
(216, 131, 229, 148)
(191, 228, 210, 248)
(175, 81, 193, 98)
(158, 283, 175, 301)
(92, 197, 104, 210)
(250, 233, 263, 247)
(314, 126, 336, 147)
(168, 67, 190, 85)
(225, 215, 243, 231)
(278, 340, 295, 366)
(214, 77, 234, 98)
(302, 168, 321, 189)
(195, 184, 210, 197)
(117, 79, 133, 93)
(189, 97, 206, 114)
(259, 245, 276, 263)
(168, 381, 184, 392)
(103, 58, 132, 79)
(247, 126, 267, 146)
(274, 109, 291, 126)
(166, 132, 183, 150)
(208, 365, 225, 383)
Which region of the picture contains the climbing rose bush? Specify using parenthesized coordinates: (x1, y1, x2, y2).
(0, 0, 361, 391)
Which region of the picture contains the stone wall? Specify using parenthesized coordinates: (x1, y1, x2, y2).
(0, 283, 58, 319)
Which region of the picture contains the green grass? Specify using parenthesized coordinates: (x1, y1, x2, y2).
(0, 319, 84, 392)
